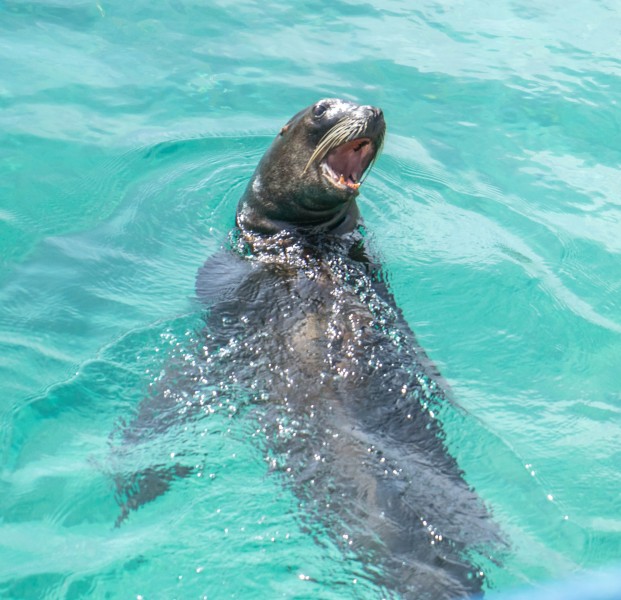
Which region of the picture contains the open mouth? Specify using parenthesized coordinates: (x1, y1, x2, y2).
(320, 138, 375, 191)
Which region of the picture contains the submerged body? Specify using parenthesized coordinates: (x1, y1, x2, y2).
(117, 99, 500, 598)
(196, 234, 496, 599)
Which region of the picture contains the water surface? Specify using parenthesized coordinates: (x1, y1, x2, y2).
(1, 0, 620, 598)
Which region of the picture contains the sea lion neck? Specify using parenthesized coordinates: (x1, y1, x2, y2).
(236, 98, 385, 237)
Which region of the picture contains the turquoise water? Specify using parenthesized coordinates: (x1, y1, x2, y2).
(1, 0, 620, 598)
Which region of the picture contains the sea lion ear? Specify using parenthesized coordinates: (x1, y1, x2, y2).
(279, 124, 289, 136)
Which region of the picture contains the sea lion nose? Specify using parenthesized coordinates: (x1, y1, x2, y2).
(364, 106, 385, 136)
(364, 106, 383, 120)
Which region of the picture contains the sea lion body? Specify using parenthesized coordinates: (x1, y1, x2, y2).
(117, 99, 501, 598)
(194, 234, 494, 599)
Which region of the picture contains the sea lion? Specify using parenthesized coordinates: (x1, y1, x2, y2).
(115, 99, 502, 599)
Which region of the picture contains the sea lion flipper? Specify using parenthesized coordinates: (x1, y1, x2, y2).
(195, 249, 253, 306)
(114, 462, 193, 527)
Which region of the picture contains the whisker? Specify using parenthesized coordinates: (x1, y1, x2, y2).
(304, 119, 357, 173)
(302, 117, 383, 177)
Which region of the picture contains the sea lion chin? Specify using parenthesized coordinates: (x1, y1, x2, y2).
(236, 98, 386, 236)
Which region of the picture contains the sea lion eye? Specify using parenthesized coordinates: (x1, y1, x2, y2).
(313, 103, 328, 118)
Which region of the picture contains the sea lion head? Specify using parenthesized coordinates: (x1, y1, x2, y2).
(236, 98, 385, 235)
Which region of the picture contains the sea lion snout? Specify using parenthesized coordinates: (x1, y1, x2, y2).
(369, 106, 383, 120)
(362, 105, 385, 139)
(358, 104, 383, 125)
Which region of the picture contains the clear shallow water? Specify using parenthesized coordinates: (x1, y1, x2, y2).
(1, 0, 620, 598)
